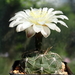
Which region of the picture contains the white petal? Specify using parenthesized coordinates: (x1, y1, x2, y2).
(30, 8, 39, 15)
(33, 25, 42, 33)
(16, 17, 23, 21)
(9, 16, 21, 21)
(55, 26, 61, 32)
(14, 11, 28, 20)
(9, 21, 17, 27)
(38, 8, 42, 14)
(15, 11, 27, 17)
(24, 9, 31, 16)
(46, 23, 61, 32)
(31, 8, 42, 15)
(31, 7, 37, 11)
(9, 16, 16, 21)
(41, 26, 50, 38)
(48, 8, 54, 14)
(51, 17, 58, 23)
(9, 20, 25, 27)
(16, 24, 22, 32)
(43, 7, 48, 12)
(16, 22, 32, 32)
(56, 15, 69, 20)
(38, 21, 45, 25)
(9, 11, 28, 21)
(58, 20, 68, 28)
(53, 11, 63, 14)
(10, 16, 23, 21)
(26, 26, 35, 38)
(41, 7, 48, 16)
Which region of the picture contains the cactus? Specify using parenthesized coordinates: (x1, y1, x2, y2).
(25, 51, 62, 74)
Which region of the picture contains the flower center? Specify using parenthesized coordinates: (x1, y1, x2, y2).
(28, 10, 49, 25)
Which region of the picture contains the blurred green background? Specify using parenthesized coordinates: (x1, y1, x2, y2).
(0, 0, 75, 75)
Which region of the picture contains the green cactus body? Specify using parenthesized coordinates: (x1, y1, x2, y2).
(25, 51, 62, 74)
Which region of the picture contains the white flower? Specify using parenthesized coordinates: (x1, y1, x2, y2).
(9, 7, 68, 38)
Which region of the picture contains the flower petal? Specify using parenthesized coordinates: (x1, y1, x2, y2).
(41, 26, 50, 38)
(9, 21, 17, 27)
(38, 21, 45, 25)
(56, 15, 69, 20)
(41, 7, 48, 16)
(9, 11, 28, 22)
(53, 11, 63, 14)
(9, 20, 25, 27)
(26, 26, 35, 38)
(50, 17, 58, 23)
(9, 16, 16, 21)
(45, 23, 61, 32)
(16, 22, 32, 32)
(43, 7, 48, 13)
(33, 24, 42, 33)
(24, 9, 31, 16)
(48, 8, 54, 14)
(15, 11, 27, 17)
(58, 20, 68, 28)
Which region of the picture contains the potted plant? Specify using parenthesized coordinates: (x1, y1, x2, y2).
(9, 7, 73, 75)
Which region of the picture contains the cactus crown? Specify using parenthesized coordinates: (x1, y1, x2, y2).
(25, 51, 62, 74)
